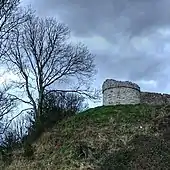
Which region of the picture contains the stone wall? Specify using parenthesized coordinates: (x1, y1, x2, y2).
(102, 79, 140, 105)
(102, 79, 170, 106)
(141, 92, 170, 105)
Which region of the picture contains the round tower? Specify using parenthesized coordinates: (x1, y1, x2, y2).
(102, 79, 140, 105)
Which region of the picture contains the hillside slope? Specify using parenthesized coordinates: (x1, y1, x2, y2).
(2, 104, 170, 170)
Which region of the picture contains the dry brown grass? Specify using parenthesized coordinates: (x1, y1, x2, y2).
(1, 104, 170, 169)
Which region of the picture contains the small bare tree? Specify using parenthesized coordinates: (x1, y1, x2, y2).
(0, 88, 15, 121)
(0, 85, 17, 134)
(4, 14, 96, 121)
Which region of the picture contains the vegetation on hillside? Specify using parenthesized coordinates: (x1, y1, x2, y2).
(1, 104, 170, 169)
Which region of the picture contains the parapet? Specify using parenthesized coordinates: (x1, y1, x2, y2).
(102, 79, 140, 93)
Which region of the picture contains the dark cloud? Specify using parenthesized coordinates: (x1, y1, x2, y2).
(95, 46, 169, 81)
(22, 0, 170, 94)
(31, 0, 170, 37)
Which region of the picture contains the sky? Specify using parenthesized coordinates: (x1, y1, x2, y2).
(20, 0, 170, 103)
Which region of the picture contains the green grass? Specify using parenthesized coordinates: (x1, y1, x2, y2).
(2, 104, 170, 170)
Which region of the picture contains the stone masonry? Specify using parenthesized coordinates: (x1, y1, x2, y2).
(102, 79, 170, 106)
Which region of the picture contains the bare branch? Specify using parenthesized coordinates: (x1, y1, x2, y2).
(45, 89, 101, 100)
(8, 94, 33, 105)
(0, 88, 16, 120)
(0, 0, 30, 57)
(0, 108, 33, 134)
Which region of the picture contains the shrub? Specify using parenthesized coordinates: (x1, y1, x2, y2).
(23, 142, 34, 159)
(23, 91, 87, 144)
(0, 146, 13, 165)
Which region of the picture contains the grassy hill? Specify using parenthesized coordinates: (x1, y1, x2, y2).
(2, 104, 170, 170)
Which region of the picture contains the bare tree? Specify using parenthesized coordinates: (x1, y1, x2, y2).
(0, 0, 29, 57)
(4, 14, 96, 121)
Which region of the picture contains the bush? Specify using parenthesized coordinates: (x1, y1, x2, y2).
(23, 91, 87, 144)
(0, 129, 23, 165)
(1, 131, 20, 151)
(22, 117, 45, 144)
(40, 91, 87, 129)
(23, 142, 34, 159)
(0, 146, 13, 165)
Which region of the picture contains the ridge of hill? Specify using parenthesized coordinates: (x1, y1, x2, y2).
(2, 104, 170, 170)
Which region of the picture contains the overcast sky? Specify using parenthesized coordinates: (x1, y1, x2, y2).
(22, 0, 170, 94)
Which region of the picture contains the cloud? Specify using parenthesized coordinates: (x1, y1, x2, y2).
(30, 0, 170, 37)
(0, 69, 19, 84)
(22, 0, 170, 94)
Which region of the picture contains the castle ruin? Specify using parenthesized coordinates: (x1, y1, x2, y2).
(102, 79, 170, 106)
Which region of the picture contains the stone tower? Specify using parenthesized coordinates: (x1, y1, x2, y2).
(102, 79, 140, 105)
